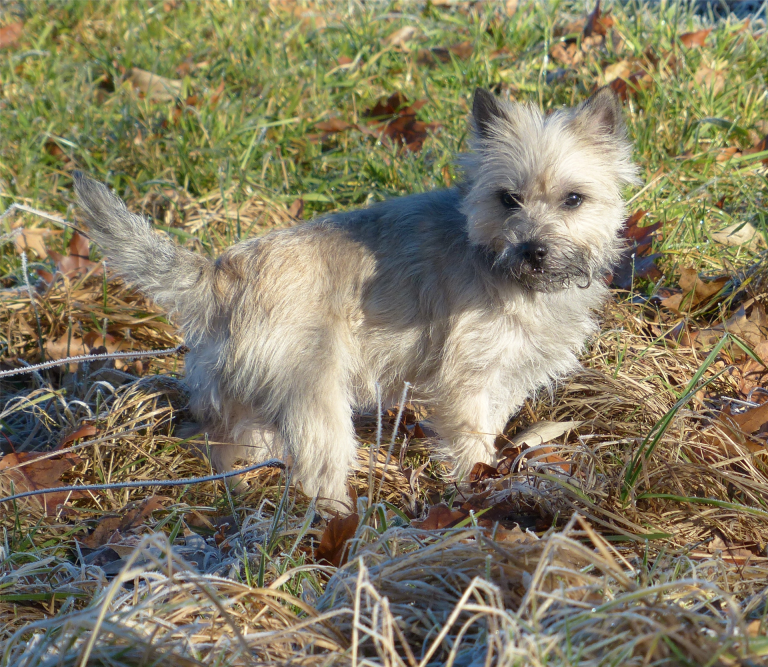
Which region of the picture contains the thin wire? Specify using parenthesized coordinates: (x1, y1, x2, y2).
(0, 345, 187, 379)
(0, 458, 285, 505)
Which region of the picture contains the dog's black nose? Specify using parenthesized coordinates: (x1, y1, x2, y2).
(523, 243, 548, 268)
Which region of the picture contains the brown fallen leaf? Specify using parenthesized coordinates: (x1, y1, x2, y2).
(287, 198, 304, 220)
(711, 221, 765, 252)
(468, 462, 501, 486)
(603, 59, 632, 83)
(125, 67, 183, 102)
(610, 210, 663, 289)
(80, 496, 168, 549)
(698, 302, 768, 349)
(362, 92, 437, 153)
(412, 503, 467, 530)
(693, 66, 725, 96)
(550, 41, 583, 67)
(0, 451, 86, 515)
(584, 0, 614, 38)
(385, 25, 418, 49)
(315, 118, 356, 133)
(0, 21, 22, 50)
(732, 402, 768, 435)
(660, 268, 729, 313)
(679, 29, 711, 48)
(44, 139, 75, 169)
(493, 524, 539, 544)
(14, 227, 62, 259)
(315, 513, 359, 567)
(60, 424, 98, 447)
(47, 231, 102, 278)
(417, 41, 473, 66)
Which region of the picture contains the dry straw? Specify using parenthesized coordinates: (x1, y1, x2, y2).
(1, 201, 767, 666)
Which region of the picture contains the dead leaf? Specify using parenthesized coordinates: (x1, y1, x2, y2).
(469, 462, 501, 485)
(125, 68, 183, 102)
(550, 41, 583, 67)
(693, 66, 725, 96)
(0, 22, 22, 50)
(711, 222, 765, 252)
(412, 503, 467, 530)
(716, 146, 741, 162)
(44, 139, 74, 169)
(511, 420, 583, 448)
(611, 210, 664, 289)
(385, 26, 418, 49)
(504, 0, 518, 16)
(603, 60, 632, 84)
(679, 29, 711, 48)
(698, 304, 768, 350)
(287, 198, 304, 220)
(47, 231, 101, 278)
(661, 268, 729, 313)
(81, 496, 168, 548)
(418, 41, 474, 65)
(316, 513, 359, 567)
(44, 335, 90, 362)
(362, 93, 438, 153)
(493, 524, 539, 544)
(14, 227, 61, 258)
(60, 424, 98, 447)
(584, 0, 614, 38)
(732, 402, 768, 435)
(0, 451, 86, 515)
(315, 118, 356, 133)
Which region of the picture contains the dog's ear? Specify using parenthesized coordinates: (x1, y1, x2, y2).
(472, 88, 510, 138)
(574, 86, 626, 139)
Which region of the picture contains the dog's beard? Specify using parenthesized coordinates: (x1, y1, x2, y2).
(486, 239, 595, 292)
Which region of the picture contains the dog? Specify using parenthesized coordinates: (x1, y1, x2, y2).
(73, 87, 638, 509)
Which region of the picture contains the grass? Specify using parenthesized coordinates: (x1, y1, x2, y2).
(1, 0, 768, 665)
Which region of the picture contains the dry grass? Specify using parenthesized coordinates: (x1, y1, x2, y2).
(2, 285, 767, 665)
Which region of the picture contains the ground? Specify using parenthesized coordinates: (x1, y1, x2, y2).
(1, 1, 767, 665)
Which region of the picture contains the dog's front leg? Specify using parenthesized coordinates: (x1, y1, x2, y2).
(431, 390, 511, 480)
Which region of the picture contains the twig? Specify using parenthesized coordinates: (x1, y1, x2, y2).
(20, 251, 46, 364)
(0, 202, 87, 236)
(0, 458, 285, 505)
(0, 345, 187, 379)
(375, 382, 410, 505)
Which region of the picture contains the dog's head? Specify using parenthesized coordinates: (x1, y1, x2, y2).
(460, 87, 639, 292)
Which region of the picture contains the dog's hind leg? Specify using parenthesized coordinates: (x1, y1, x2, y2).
(278, 378, 357, 512)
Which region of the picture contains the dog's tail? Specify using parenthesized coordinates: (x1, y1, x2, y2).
(73, 171, 217, 337)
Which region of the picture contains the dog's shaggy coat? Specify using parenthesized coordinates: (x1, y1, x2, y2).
(74, 87, 637, 508)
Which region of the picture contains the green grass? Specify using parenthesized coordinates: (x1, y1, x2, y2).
(1, 0, 766, 280)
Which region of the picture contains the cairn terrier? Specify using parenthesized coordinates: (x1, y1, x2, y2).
(74, 87, 637, 509)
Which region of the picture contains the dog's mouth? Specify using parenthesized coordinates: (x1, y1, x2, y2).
(487, 241, 594, 292)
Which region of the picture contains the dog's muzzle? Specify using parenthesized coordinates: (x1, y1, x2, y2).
(488, 239, 593, 292)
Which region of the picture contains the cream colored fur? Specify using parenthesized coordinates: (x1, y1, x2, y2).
(73, 87, 638, 509)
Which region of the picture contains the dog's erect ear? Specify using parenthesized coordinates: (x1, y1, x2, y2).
(574, 86, 626, 139)
(472, 88, 510, 138)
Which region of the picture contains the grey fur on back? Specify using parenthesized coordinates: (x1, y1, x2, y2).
(73, 86, 638, 509)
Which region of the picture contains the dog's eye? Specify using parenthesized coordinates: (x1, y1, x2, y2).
(563, 193, 583, 209)
(501, 192, 522, 210)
